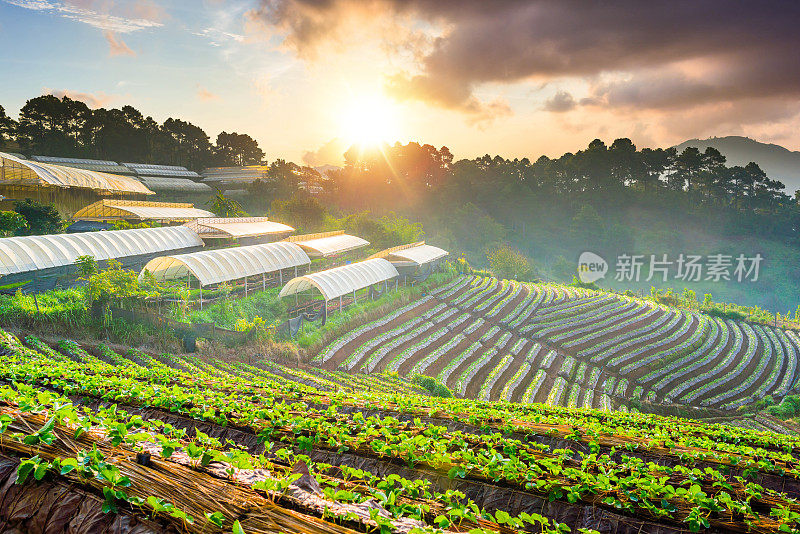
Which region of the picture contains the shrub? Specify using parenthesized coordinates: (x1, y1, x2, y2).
(432, 383, 454, 398)
(766, 395, 800, 418)
(569, 275, 600, 291)
(13, 199, 62, 235)
(411, 374, 454, 398)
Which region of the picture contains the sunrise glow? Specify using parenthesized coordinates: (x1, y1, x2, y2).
(338, 94, 400, 147)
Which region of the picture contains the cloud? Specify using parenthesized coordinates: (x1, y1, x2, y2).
(4, 0, 164, 33)
(43, 88, 115, 108)
(658, 99, 800, 140)
(302, 138, 348, 167)
(103, 30, 135, 56)
(247, 0, 800, 128)
(193, 27, 245, 47)
(125, 0, 167, 23)
(196, 86, 219, 101)
(543, 90, 576, 113)
(245, 0, 429, 60)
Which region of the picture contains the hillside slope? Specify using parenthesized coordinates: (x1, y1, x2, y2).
(674, 136, 800, 193)
(316, 276, 800, 414)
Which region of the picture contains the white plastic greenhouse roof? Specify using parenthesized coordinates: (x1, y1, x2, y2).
(123, 163, 200, 179)
(0, 227, 203, 276)
(73, 200, 215, 221)
(388, 244, 449, 265)
(184, 217, 295, 239)
(32, 156, 118, 166)
(0, 152, 153, 195)
(278, 258, 399, 301)
(140, 241, 311, 286)
(291, 233, 369, 257)
(137, 176, 213, 193)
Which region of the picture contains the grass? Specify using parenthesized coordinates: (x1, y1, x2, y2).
(0, 288, 177, 349)
(185, 287, 285, 328)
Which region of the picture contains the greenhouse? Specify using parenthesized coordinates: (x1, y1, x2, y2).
(136, 176, 212, 193)
(0, 226, 204, 291)
(201, 165, 269, 190)
(279, 258, 399, 316)
(123, 162, 200, 179)
(286, 230, 369, 258)
(140, 241, 311, 306)
(73, 199, 215, 222)
(384, 243, 449, 266)
(184, 217, 295, 241)
(0, 152, 152, 195)
(0, 152, 153, 216)
(30, 156, 138, 176)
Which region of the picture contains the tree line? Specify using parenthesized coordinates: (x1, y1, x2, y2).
(330, 138, 789, 214)
(0, 96, 264, 170)
(326, 138, 798, 246)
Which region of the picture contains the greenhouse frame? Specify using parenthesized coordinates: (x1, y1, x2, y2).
(286, 230, 369, 258)
(279, 258, 399, 316)
(140, 241, 311, 307)
(73, 199, 215, 222)
(184, 217, 295, 241)
(0, 226, 204, 292)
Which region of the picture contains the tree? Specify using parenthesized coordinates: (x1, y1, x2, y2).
(0, 105, 17, 147)
(16, 95, 91, 155)
(214, 132, 264, 166)
(270, 192, 326, 231)
(13, 199, 63, 235)
(570, 204, 605, 246)
(160, 117, 214, 170)
(380, 213, 425, 245)
(75, 255, 98, 278)
(82, 105, 151, 162)
(0, 211, 26, 236)
(552, 255, 575, 282)
(339, 212, 425, 250)
(84, 259, 151, 317)
(487, 245, 531, 280)
(205, 189, 247, 217)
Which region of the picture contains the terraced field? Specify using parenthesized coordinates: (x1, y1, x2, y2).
(3, 329, 800, 534)
(316, 275, 800, 411)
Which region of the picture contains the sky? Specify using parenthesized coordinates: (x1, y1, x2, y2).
(0, 0, 799, 166)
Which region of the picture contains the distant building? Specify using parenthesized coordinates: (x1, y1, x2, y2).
(201, 166, 272, 191)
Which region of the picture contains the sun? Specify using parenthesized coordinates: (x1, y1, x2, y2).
(339, 94, 400, 147)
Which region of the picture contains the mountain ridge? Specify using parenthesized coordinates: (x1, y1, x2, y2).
(673, 135, 800, 193)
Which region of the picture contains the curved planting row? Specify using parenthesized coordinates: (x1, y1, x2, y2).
(315, 275, 800, 411)
(649, 318, 725, 397)
(618, 314, 710, 376)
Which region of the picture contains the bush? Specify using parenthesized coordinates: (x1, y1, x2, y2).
(569, 275, 600, 291)
(432, 383, 454, 398)
(411, 373, 454, 398)
(701, 306, 748, 321)
(412, 374, 437, 392)
(487, 245, 531, 280)
(13, 199, 62, 235)
(766, 395, 800, 418)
